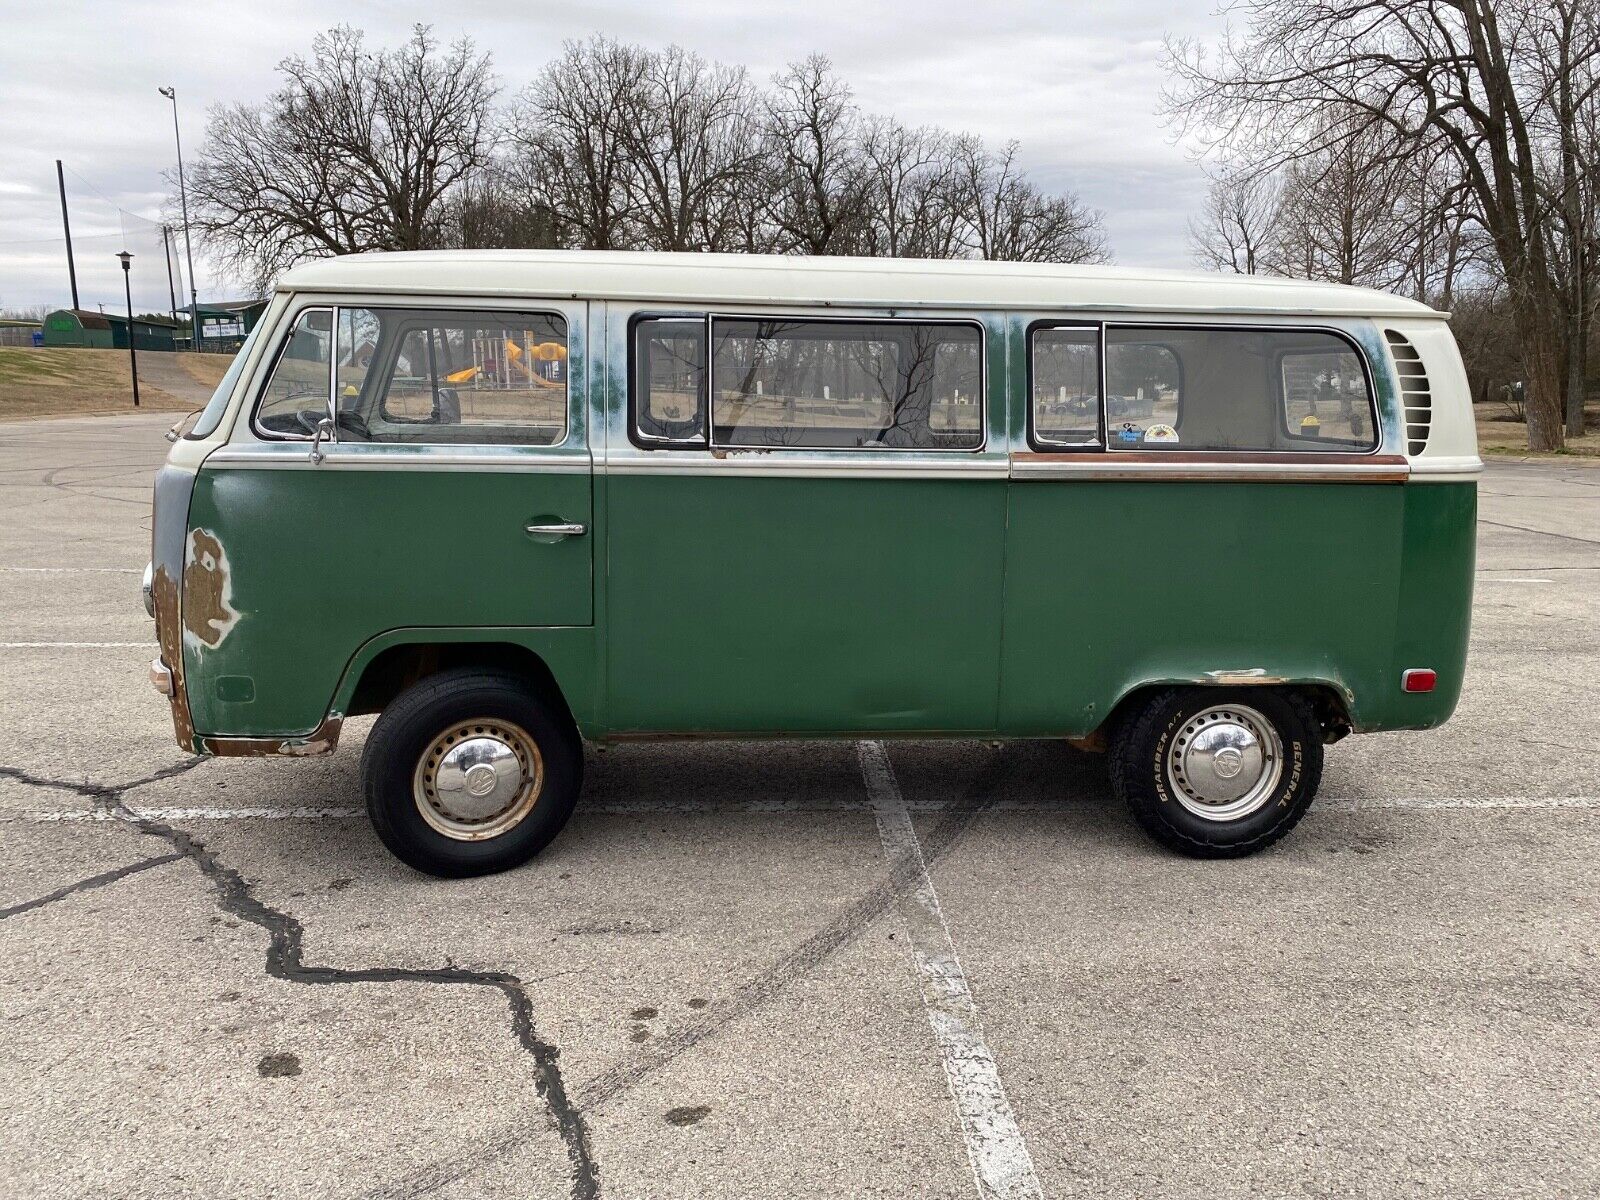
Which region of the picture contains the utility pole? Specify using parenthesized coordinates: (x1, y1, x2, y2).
(159, 87, 199, 351)
(56, 160, 79, 310)
(162, 225, 179, 328)
(117, 251, 140, 408)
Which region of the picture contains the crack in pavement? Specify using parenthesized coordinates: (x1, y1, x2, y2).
(371, 745, 1020, 1200)
(3, 758, 600, 1200)
(0, 852, 182, 919)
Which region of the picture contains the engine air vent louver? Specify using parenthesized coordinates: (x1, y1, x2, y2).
(1384, 329, 1432, 455)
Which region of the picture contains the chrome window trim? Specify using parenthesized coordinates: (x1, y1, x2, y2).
(204, 443, 591, 473)
(705, 312, 989, 455)
(250, 304, 335, 444)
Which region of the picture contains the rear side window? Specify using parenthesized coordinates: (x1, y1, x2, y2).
(1027, 324, 1377, 452)
(711, 319, 982, 450)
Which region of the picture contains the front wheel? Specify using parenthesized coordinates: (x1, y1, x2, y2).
(1109, 688, 1323, 858)
(360, 669, 582, 877)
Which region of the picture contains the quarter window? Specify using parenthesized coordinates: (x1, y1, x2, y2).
(711, 319, 982, 450)
(634, 318, 707, 445)
(256, 308, 332, 437)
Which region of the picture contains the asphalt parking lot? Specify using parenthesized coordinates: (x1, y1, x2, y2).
(2, 414, 1597, 1199)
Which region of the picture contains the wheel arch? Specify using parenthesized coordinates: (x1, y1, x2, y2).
(333, 631, 591, 736)
(1073, 678, 1355, 752)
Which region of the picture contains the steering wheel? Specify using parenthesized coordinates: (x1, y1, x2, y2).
(295, 408, 325, 435)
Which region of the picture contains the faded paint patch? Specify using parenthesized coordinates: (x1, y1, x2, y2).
(183, 528, 240, 651)
(1204, 668, 1290, 685)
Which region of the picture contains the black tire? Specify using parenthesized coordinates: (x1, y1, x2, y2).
(1109, 687, 1323, 858)
(360, 668, 582, 877)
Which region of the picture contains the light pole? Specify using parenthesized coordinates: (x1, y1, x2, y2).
(158, 86, 199, 351)
(117, 251, 140, 409)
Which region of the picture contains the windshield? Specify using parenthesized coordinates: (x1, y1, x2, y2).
(185, 320, 266, 440)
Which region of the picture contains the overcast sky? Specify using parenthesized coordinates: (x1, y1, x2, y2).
(0, 1, 1226, 314)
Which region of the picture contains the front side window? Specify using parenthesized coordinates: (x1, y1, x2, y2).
(255, 308, 332, 437)
(345, 309, 567, 446)
(711, 319, 982, 450)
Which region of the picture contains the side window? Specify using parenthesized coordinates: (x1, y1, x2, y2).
(255, 308, 331, 437)
(353, 309, 568, 446)
(711, 319, 982, 450)
(633, 317, 707, 445)
(1104, 327, 1375, 452)
(1280, 346, 1372, 446)
(1032, 325, 1100, 446)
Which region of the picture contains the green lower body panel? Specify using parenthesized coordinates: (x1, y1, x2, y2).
(998, 481, 1474, 736)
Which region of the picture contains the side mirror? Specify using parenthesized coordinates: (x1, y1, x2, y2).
(310, 416, 335, 465)
(165, 409, 203, 442)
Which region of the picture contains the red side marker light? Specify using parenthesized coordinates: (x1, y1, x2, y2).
(1401, 668, 1437, 693)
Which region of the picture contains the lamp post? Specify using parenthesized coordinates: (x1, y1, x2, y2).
(117, 251, 140, 409)
(158, 86, 199, 351)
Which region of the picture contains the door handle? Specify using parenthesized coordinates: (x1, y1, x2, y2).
(525, 522, 586, 537)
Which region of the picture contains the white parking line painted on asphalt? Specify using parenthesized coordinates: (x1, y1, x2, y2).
(1479, 577, 1555, 584)
(0, 567, 141, 573)
(0, 642, 154, 648)
(857, 740, 1044, 1200)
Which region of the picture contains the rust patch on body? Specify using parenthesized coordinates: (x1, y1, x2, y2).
(152, 564, 195, 750)
(196, 714, 344, 758)
(183, 528, 240, 649)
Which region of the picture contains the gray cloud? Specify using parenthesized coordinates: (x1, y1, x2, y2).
(0, 1, 1222, 311)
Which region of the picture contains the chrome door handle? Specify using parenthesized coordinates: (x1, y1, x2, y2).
(525, 522, 586, 537)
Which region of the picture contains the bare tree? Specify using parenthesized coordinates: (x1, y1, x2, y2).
(763, 56, 874, 255)
(622, 47, 765, 251)
(858, 116, 962, 258)
(188, 25, 498, 286)
(506, 36, 647, 250)
(1163, 0, 1600, 449)
(953, 137, 1109, 263)
(1189, 167, 1280, 274)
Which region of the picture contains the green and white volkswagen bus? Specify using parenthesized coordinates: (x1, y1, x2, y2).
(146, 251, 1479, 875)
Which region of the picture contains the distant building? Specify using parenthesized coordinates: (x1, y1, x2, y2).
(42, 309, 176, 351)
(189, 299, 269, 352)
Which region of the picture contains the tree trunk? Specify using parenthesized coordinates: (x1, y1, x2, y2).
(1522, 330, 1568, 451)
(1569, 301, 1589, 438)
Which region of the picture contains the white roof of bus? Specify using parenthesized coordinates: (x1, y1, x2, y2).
(277, 250, 1444, 320)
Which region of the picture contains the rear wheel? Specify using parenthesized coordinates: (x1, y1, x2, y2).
(1109, 688, 1322, 858)
(361, 668, 581, 877)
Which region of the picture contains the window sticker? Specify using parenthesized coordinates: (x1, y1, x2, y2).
(1143, 423, 1179, 444)
(1116, 421, 1143, 445)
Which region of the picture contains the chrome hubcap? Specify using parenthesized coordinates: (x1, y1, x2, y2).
(1167, 704, 1283, 822)
(413, 719, 543, 841)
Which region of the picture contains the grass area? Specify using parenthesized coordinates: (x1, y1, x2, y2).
(0, 347, 232, 421)
(1475, 400, 1600, 459)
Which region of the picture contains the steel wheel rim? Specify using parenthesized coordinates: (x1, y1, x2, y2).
(412, 718, 543, 841)
(1166, 703, 1283, 822)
